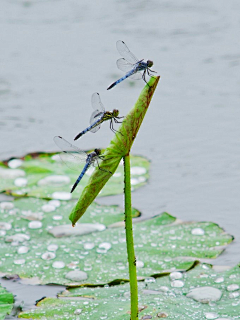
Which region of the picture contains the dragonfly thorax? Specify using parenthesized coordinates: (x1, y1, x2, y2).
(147, 60, 153, 68)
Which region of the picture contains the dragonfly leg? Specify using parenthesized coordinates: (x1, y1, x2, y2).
(110, 119, 123, 136)
(114, 118, 123, 124)
(96, 160, 113, 174)
(142, 70, 150, 87)
(147, 69, 157, 77)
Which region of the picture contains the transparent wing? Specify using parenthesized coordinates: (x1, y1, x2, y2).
(116, 58, 134, 72)
(117, 58, 143, 80)
(91, 92, 105, 112)
(128, 72, 142, 80)
(89, 110, 104, 133)
(116, 40, 139, 64)
(53, 136, 87, 171)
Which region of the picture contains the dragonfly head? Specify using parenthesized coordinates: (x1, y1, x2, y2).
(112, 109, 119, 117)
(147, 60, 153, 68)
(94, 149, 101, 156)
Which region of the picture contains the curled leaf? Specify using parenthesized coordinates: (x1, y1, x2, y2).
(69, 76, 160, 225)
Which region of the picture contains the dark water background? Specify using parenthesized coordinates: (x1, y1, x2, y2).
(0, 0, 240, 317)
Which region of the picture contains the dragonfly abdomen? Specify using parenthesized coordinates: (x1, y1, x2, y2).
(74, 116, 104, 140)
(107, 70, 135, 90)
(70, 161, 91, 193)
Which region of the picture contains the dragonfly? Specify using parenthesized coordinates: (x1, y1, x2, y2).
(53, 136, 111, 193)
(107, 40, 156, 90)
(74, 92, 123, 141)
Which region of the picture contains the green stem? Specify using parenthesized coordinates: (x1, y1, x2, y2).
(124, 153, 138, 320)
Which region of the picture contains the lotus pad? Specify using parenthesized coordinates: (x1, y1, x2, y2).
(0, 284, 14, 320)
(0, 153, 149, 199)
(19, 263, 240, 319)
(0, 198, 233, 285)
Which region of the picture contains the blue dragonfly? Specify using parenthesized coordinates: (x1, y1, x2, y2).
(74, 92, 123, 141)
(107, 40, 156, 90)
(53, 136, 111, 193)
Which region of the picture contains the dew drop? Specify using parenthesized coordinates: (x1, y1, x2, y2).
(204, 312, 218, 319)
(136, 260, 144, 268)
(83, 242, 95, 250)
(0, 167, 25, 179)
(42, 204, 56, 212)
(227, 284, 239, 292)
(145, 277, 156, 284)
(157, 312, 168, 318)
(52, 215, 63, 221)
(74, 309, 82, 315)
(52, 261, 65, 269)
(169, 272, 183, 280)
(28, 221, 42, 229)
(17, 246, 29, 254)
(191, 228, 205, 235)
(187, 286, 222, 303)
(42, 252, 56, 260)
(159, 286, 169, 293)
(52, 192, 72, 200)
(14, 259, 25, 265)
(65, 270, 88, 281)
(8, 159, 23, 169)
(14, 177, 27, 187)
(0, 202, 14, 210)
(0, 222, 12, 230)
(38, 175, 70, 186)
(47, 244, 58, 252)
(48, 200, 61, 208)
(131, 166, 147, 175)
(229, 291, 239, 298)
(214, 277, 224, 283)
(98, 242, 111, 251)
(5, 233, 30, 243)
(171, 280, 184, 288)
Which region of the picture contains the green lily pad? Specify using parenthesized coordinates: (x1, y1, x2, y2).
(0, 198, 233, 285)
(18, 263, 240, 319)
(0, 153, 149, 199)
(0, 284, 14, 320)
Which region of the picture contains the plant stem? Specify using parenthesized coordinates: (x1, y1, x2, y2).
(124, 153, 138, 320)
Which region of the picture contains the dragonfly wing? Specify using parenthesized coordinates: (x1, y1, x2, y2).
(89, 110, 104, 133)
(116, 40, 139, 64)
(128, 72, 143, 80)
(91, 92, 105, 112)
(116, 58, 134, 72)
(53, 136, 87, 171)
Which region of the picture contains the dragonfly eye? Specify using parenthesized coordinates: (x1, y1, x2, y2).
(94, 149, 101, 155)
(113, 109, 119, 117)
(147, 60, 153, 67)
